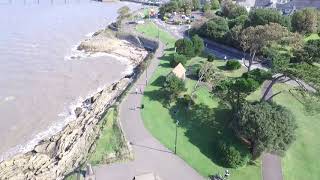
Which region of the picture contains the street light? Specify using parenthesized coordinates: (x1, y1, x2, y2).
(174, 120, 179, 154)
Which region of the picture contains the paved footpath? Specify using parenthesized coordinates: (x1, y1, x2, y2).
(94, 42, 204, 180)
(261, 81, 283, 180)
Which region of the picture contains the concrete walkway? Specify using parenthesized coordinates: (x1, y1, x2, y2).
(94, 42, 204, 180)
(261, 81, 283, 180)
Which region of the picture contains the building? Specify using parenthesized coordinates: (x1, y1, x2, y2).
(236, 0, 320, 14)
(171, 63, 186, 80)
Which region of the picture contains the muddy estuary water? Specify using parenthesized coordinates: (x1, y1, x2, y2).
(0, 0, 140, 161)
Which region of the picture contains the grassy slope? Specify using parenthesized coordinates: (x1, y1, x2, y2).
(272, 84, 320, 180)
(304, 33, 320, 41)
(88, 108, 124, 165)
(137, 22, 261, 180)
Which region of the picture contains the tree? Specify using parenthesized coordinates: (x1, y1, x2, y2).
(171, 53, 187, 67)
(239, 23, 302, 71)
(191, 35, 204, 56)
(247, 8, 291, 28)
(199, 16, 229, 42)
(213, 78, 259, 112)
(228, 15, 248, 29)
(218, 141, 251, 168)
(175, 38, 195, 57)
(260, 46, 320, 101)
(233, 101, 297, 158)
(193, 62, 220, 94)
(210, 0, 220, 10)
(192, 0, 201, 10)
(163, 74, 186, 101)
(203, 2, 211, 13)
(221, 0, 248, 19)
(302, 39, 320, 63)
(291, 40, 320, 64)
(292, 8, 318, 34)
(159, 1, 179, 18)
(117, 6, 130, 27)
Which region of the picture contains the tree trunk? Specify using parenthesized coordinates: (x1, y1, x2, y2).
(192, 76, 203, 95)
(247, 50, 256, 72)
(252, 143, 263, 160)
(260, 75, 286, 101)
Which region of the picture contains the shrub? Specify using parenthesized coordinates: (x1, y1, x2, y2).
(225, 60, 241, 70)
(207, 54, 215, 62)
(171, 53, 187, 67)
(218, 141, 251, 168)
(210, 0, 220, 10)
(190, 64, 202, 79)
(242, 69, 272, 84)
(191, 35, 204, 56)
(178, 94, 195, 108)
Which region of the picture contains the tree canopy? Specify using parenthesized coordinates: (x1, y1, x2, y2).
(239, 23, 302, 71)
(214, 77, 259, 111)
(117, 6, 130, 26)
(191, 35, 204, 56)
(233, 101, 297, 158)
(199, 16, 229, 42)
(171, 53, 187, 67)
(221, 0, 248, 19)
(163, 74, 186, 101)
(292, 8, 318, 34)
(175, 38, 195, 57)
(246, 8, 291, 28)
(210, 0, 220, 10)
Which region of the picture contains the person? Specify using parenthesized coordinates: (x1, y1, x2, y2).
(135, 88, 138, 94)
(224, 169, 230, 178)
(224, 56, 227, 61)
(139, 87, 142, 94)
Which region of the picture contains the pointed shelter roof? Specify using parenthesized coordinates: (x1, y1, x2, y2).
(171, 63, 186, 79)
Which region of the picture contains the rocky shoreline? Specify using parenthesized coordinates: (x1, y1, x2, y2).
(0, 28, 154, 179)
(78, 29, 148, 66)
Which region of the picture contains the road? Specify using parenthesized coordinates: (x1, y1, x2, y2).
(94, 41, 204, 180)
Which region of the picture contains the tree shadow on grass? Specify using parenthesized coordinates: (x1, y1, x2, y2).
(217, 65, 228, 71)
(158, 54, 173, 68)
(169, 100, 247, 168)
(151, 75, 167, 87)
(165, 47, 175, 51)
(143, 89, 170, 108)
(160, 62, 172, 68)
(159, 54, 172, 62)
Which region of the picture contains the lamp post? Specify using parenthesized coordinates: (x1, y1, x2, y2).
(174, 120, 179, 154)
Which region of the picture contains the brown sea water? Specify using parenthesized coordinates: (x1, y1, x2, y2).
(0, 0, 140, 161)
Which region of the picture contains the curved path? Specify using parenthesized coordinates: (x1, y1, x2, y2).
(94, 42, 203, 180)
(261, 81, 283, 180)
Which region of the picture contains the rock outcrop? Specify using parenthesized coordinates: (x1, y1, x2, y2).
(78, 30, 148, 66)
(0, 78, 132, 180)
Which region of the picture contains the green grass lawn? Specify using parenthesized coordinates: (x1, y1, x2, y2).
(137, 21, 261, 180)
(304, 33, 320, 41)
(88, 108, 126, 165)
(271, 84, 320, 180)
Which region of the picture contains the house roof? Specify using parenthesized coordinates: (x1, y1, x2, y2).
(171, 63, 186, 79)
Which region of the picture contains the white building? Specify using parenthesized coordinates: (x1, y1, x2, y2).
(236, 0, 320, 14)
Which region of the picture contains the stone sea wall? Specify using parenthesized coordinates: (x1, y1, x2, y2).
(0, 29, 159, 180)
(0, 78, 132, 180)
